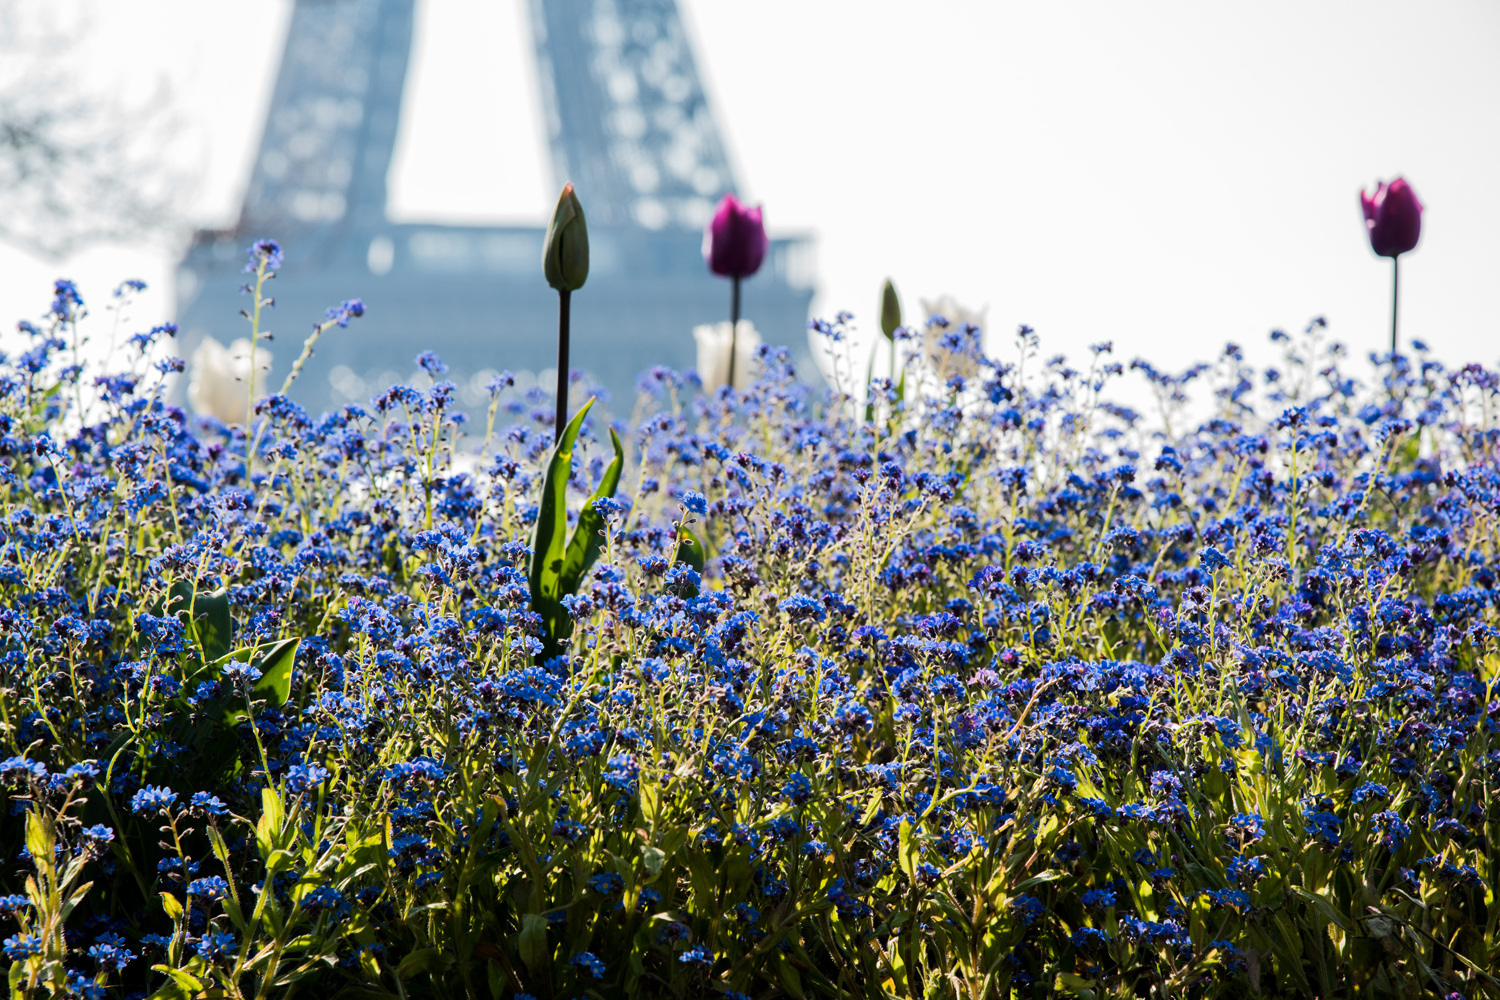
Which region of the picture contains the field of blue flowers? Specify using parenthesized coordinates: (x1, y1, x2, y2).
(1, 240, 1497, 1000)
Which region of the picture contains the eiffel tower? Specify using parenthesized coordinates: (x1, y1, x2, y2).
(174, 0, 815, 416)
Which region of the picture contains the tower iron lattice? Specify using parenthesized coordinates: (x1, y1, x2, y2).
(175, 0, 815, 416)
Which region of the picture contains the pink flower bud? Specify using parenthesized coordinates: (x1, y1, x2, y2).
(703, 194, 768, 279)
(1360, 177, 1422, 259)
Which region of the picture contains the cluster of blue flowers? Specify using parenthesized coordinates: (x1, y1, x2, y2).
(0, 257, 1495, 999)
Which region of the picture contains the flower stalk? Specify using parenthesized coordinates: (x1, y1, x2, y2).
(703, 193, 768, 393)
(1390, 254, 1400, 357)
(728, 275, 742, 388)
(1360, 177, 1422, 356)
(555, 288, 571, 444)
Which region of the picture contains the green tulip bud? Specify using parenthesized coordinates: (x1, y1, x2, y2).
(880, 278, 901, 341)
(543, 183, 589, 292)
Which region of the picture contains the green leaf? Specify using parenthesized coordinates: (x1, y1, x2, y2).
(160, 967, 204, 994)
(686, 851, 719, 911)
(256, 787, 286, 859)
(144, 971, 194, 1000)
(160, 891, 184, 922)
(166, 581, 233, 665)
(529, 397, 595, 657)
(219, 639, 302, 727)
(251, 638, 300, 706)
(897, 819, 919, 880)
(60, 880, 94, 921)
(206, 825, 231, 867)
(1054, 972, 1098, 999)
(517, 913, 549, 972)
(558, 425, 624, 598)
(222, 894, 248, 936)
(1288, 886, 1353, 932)
(775, 956, 805, 1000)
(670, 526, 703, 598)
(674, 527, 705, 574)
(395, 947, 444, 980)
(639, 780, 661, 827)
(1011, 870, 1065, 891)
(24, 810, 51, 878)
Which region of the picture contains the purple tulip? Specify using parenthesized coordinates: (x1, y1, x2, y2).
(703, 194, 768, 279)
(1360, 177, 1422, 259)
(1360, 177, 1423, 356)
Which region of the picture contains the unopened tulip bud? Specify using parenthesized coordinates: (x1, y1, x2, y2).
(1360, 177, 1422, 259)
(703, 194, 768, 279)
(880, 279, 901, 342)
(543, 183, 589, 291)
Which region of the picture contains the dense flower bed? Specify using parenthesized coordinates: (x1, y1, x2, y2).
(1, 251, 1498, 1000)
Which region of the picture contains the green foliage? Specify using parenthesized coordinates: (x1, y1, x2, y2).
(558, 427, 625, 600)
(529, 399, 623, 659)
(164, 582, 233, 665)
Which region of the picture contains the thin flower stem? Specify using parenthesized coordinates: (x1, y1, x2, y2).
(555, 289, 571, 444)
(245, 317, 337, 483)
(1391, 253, 1401, 356)
(727, 275, 742, 389)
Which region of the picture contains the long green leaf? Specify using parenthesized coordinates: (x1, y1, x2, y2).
(558, 426, 624, 598)
(24, 811, 51, 879)
(396, 947, 445, 981)
(674, 526, 705, 574)
(166, 581, 233, 665)
(517, 913, 549, 972)
(221, 637, 302, 728)
(252, 637, 301, 706)
(671, 526, 704, 598)
(529, 397, 595, 657)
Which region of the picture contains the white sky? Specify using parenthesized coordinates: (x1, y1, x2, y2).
(2, 0, 1498, 381)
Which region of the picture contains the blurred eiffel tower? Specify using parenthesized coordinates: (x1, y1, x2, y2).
(175, 0, 815, 415)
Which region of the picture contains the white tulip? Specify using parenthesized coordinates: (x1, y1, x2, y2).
(187, 336, 273, 425)
(693, 320, 761, 392)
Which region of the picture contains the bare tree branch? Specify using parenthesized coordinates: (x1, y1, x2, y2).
(0, 0, 194, 259)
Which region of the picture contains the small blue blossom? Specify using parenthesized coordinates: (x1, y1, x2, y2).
(570, 951, 605, 979)
(187, 876, 231, 901)
(3, 933, 41, 961)
(195, 932, 238, 960)
(325, 299, 366, 327)
(130, 785, 178, 816)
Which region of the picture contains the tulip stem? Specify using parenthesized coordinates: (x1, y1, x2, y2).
(727, 275, 742, 390)
(555, 289, 571, 445)
(1390, 255, 1400, 357)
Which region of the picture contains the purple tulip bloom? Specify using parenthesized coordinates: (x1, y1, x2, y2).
(703, 194, 768, 278)
(1360, 177, 1422, 258)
